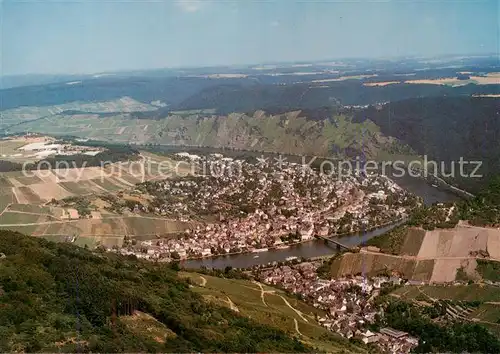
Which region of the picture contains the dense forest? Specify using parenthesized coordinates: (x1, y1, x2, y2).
(354, 96, 500, 192)
(2, 71, 499, 113)
(0, 76, 227, 111)
(0, 231, 311, 352)
(145, 81, 500, 116)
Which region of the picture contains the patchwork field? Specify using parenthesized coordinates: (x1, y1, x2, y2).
(0, 199, 195, 248)
(0, 153, 189, 203)
(0, 150, 194, 247)
(179, 272, 367, 353)
(472, 94, 500, 97)
(312, 74, 378, 83)
(330, 252, 423, 279)
(0, 139, 35, 162)
(330, 224, 500, 283)
(0, 97, 158, 131)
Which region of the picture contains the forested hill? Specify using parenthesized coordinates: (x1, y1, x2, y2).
(174, 82, 500, 114)
(0, 231, 311, 352)
(2, 74, 499, 112)
(354, 97, 500, 192)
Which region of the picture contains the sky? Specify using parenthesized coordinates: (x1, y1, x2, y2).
(2, 0, 499, 75)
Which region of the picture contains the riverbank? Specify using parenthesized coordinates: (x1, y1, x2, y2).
(405, 166, 474, 200)
(179, 238, 327, 262)
(180, 221, 407, 269)
(178, 218, 407, 263)
(428, 174, 475, 199)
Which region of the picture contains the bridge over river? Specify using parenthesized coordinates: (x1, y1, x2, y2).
(178, 164, 460, 270)
(181, 219, 408, 270)
(314, 235, 351, 250)
(315, 218, 408, 251)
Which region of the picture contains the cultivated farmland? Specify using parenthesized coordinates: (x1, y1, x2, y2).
(0, 143, 194, 248)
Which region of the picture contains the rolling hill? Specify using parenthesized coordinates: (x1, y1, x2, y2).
(0, 230, 323, 352)
(173, 81, 500, 114)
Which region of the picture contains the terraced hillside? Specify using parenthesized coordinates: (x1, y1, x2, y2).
(0, 96, 158, 131)
(389, 284, 500, 336)
(329, 224, 500, 283)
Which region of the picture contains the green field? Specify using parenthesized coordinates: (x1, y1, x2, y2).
(59, 181, 95, 195)
(0, 177, 13, 187)
(0, 211, 45, 224)
(17, 186, 44, 203)
(4, 203, 52, 214)
(365, 226, 426, 256)
(180, 272, 368, 353)
(0, 224, 39, 235)
(470, 304, 500, 323)
(412, 260, 436, 281)
(123, 216, 192, 236)
(11, 175, 44, 186)
(0, 188, 15, 212)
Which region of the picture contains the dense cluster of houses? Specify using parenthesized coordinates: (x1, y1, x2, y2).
(257, 262, 419, 353)
(124, 153, 417, 260)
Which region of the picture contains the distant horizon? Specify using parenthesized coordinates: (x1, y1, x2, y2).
(3, 0, 498, 76)
(3, 51, 499, 78)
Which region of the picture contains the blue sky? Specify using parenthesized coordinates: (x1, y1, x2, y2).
(2, 0, 498, 75)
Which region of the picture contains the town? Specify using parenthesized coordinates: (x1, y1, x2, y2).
(255, 261, 419, 353)
(117, 153, 419, 260)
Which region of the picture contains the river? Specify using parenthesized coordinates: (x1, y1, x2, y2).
(180, 175, 459, 269)
(389, 171, 460, 205)
(181, 221, 406, 269)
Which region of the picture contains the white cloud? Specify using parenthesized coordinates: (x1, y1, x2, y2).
(175, 0, 204, 13)
(270, 20, 280, 27)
